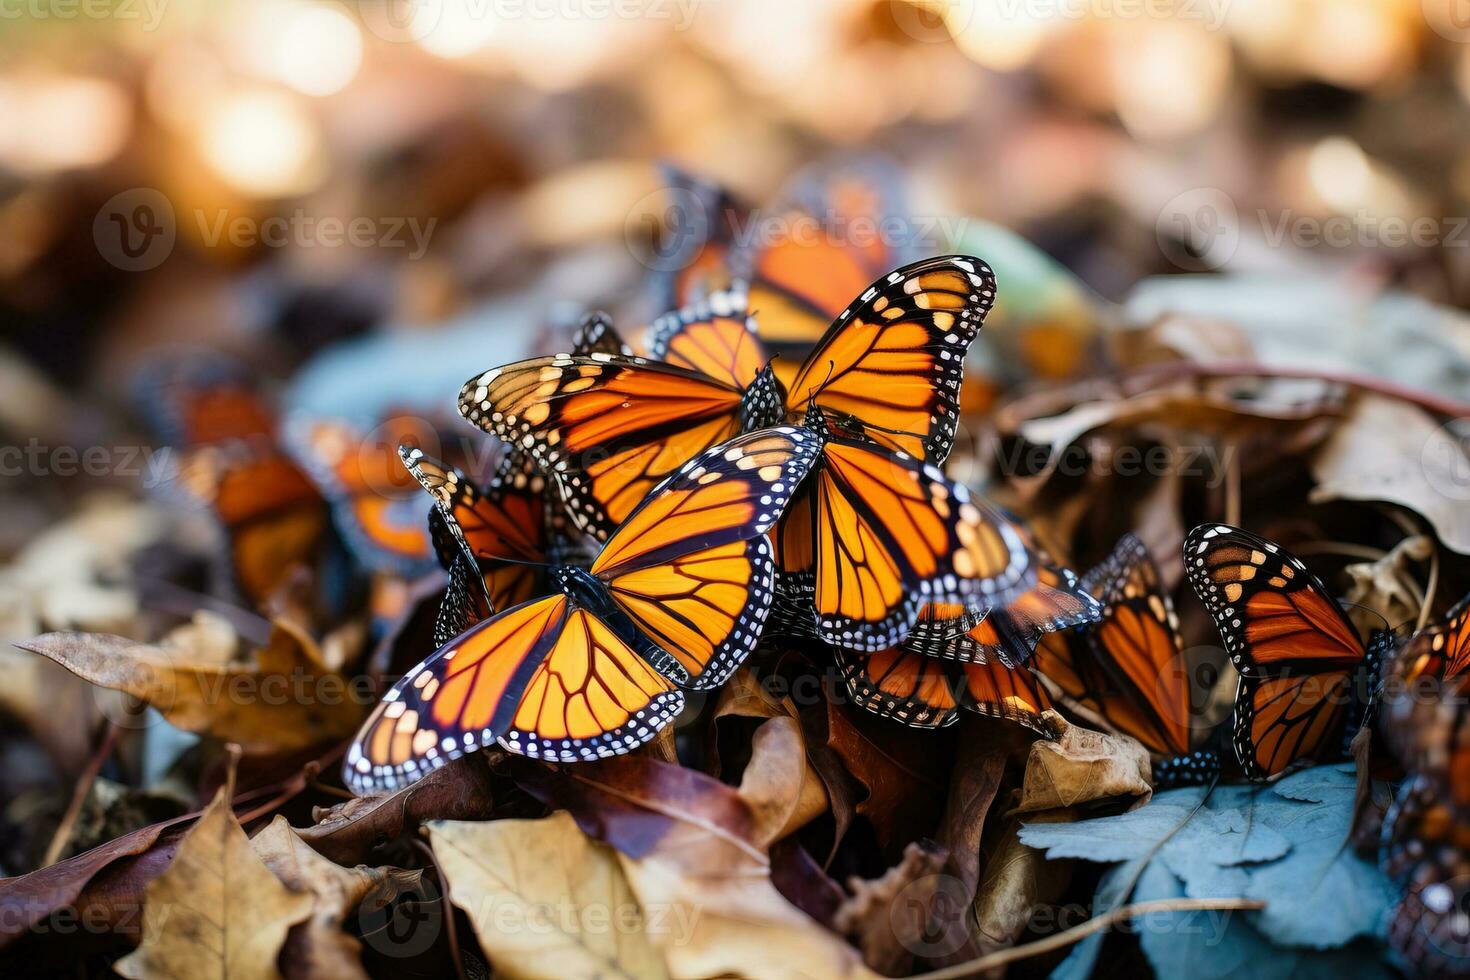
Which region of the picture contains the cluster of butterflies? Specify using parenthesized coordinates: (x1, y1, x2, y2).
(1375, 594, 1470, 976)
(333, 237, 1458, 799)
(126, 167, 1470, 926)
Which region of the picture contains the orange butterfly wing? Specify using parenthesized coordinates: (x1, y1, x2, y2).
(459, 354, 744, 540)
(912, 564, 1102, 667)
(647, 287, 770, 391)
(834, 645, 960, 729)
(787, 256, 996, 464)
(592, 426, 820, 689)
(401, 447, 549, 615)
(1186, 523, 1363, 677)
(1397, 592, 1470, 685)
(344, 594, 683, 793)
(795, 429, 1032, 650)
(1186, 524, 1370, 778)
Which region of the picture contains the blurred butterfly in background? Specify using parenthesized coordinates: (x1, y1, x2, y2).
(285, 410, 469, 579)
(734, 155, 919, 363)
(1377, 656, 1470, 978)
(1031, 533, 1221, 786)
(133, 354, 328, 605)
(648, 157, 917, 362)
(1185, 523, 1391, 781)
(345, 426, 819, 793)
(461, 256, 1027, 649)
(1391, 591, 1470, 688)
(647, 163, 747, 316)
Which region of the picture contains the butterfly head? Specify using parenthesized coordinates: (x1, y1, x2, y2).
(800, 401, 832, 441)
(741, 363, 787, 432)
(551, 563, 611, 609)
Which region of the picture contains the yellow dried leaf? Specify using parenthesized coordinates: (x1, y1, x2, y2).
(116, 789, 312, 980)
(429, 812, 669, 980)
(251, 817, 421, 980)
(16, 624, 366, 752)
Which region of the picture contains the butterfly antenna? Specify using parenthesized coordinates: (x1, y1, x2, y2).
(803, 358, 837, 410)
(1335, 598, 1392, 635)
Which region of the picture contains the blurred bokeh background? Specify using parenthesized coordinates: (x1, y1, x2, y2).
(6, 0, 1470, 384)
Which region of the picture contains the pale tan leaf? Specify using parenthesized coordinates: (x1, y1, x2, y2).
(16, 625, 366, 751)
(251, 817, 421, 980)
(429, 812, 668, 980)
(1015, 714, 1152, 813)
(607, 731, 874, 980)
(834, 841, 948, 976)
(737, 716, 828, 848)
(1311, 393, 1470, 554)
(115, 789, 313, 980)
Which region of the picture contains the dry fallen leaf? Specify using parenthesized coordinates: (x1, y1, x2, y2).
(251, 817, 421, 980)
(1014, 714, 1152, 813)
(115, 789, 312, 980)
(823, 701, 946, 856)
(1311, 393, 1470, 554)
(972, 809, 1074, 957)
(429, 811, 669, 980)
(738, 717, 829, 849)
(834, 841, 948, 976)
(521, 753, 876, 979)
(17, 622, 366, 753)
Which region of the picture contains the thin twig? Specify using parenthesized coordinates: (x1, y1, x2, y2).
(1419, 546, 1441, 633)
(1126, 360, 1470, 419)
(414, 838, 469, 980)
(41, 718, 125, 867)
(1292, 541, 1387, 562)
(909, 897, 1265, 979)
(1224, 450, 1241, 527)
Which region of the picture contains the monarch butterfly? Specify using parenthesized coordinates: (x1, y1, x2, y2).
(285, 412, 454, 578)
(1026, 534, 1219, 786)
(400, 448, 555, 617)
(343, 426, 820, 793)
(827, 535, 1096, 731)
(461, 254, 993, 536)
(1185, 523, 1390, 781)
(834, 643, 1057, 734)
(133, 355, 328, 605)
(648, 163, 745, 315)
